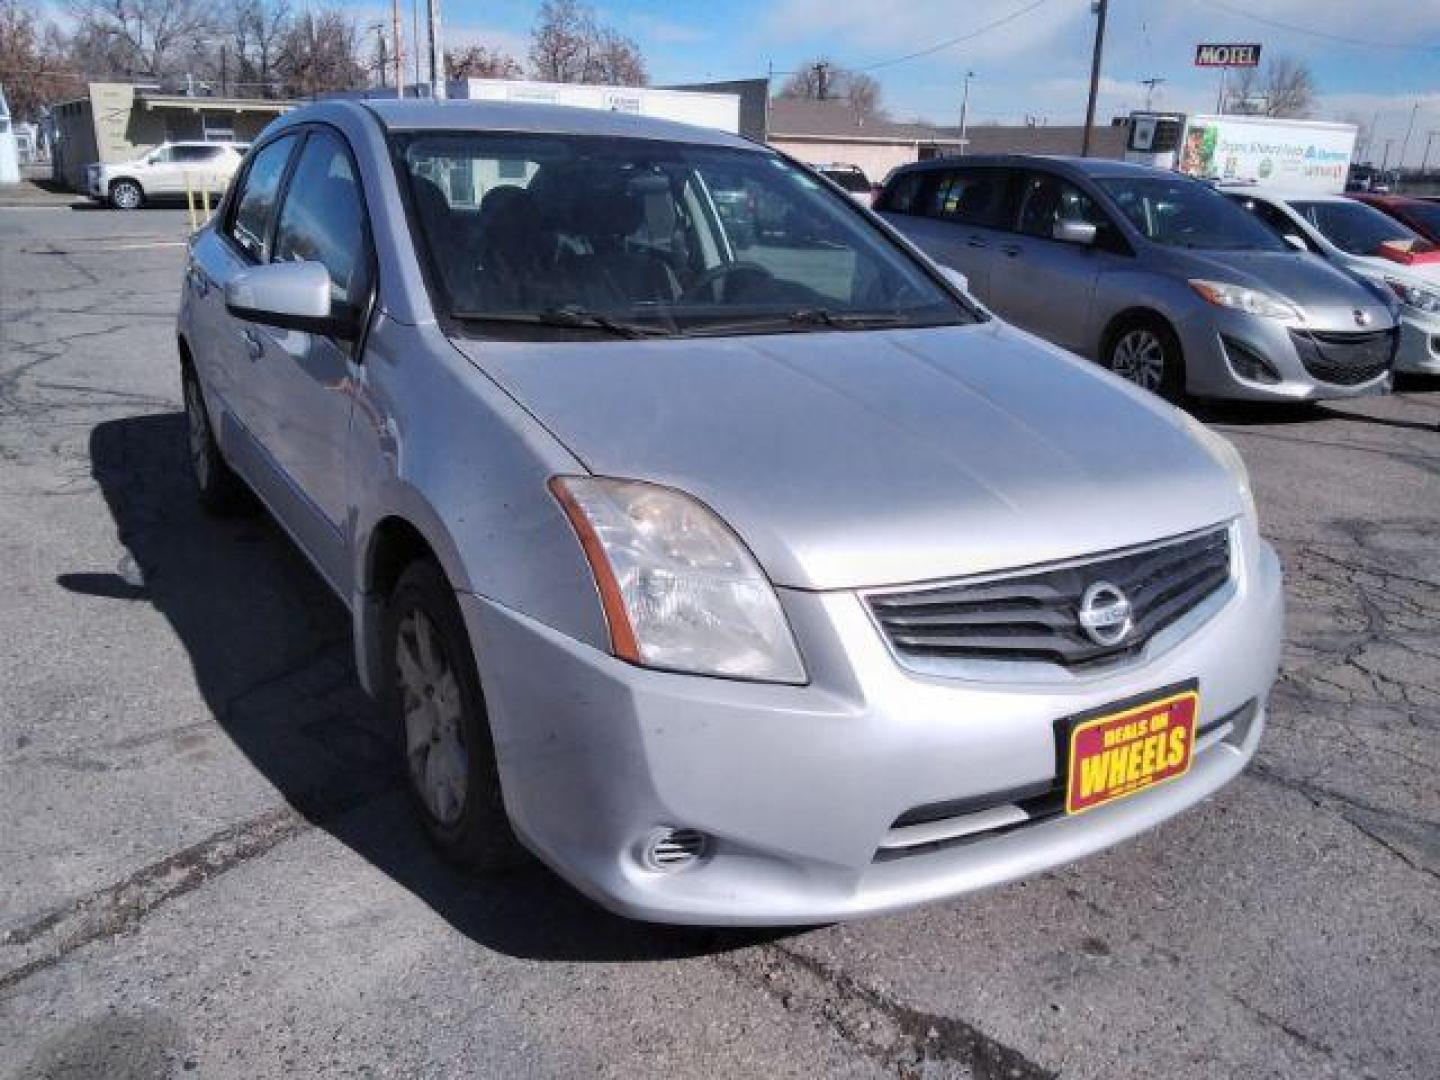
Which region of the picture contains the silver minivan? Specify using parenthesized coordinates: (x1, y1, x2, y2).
(177, 101, 1282, 924)
(878, 156, 1397, 402)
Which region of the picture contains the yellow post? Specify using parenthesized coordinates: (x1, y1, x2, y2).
(185, 173, 197, 232)
(201, 176, 211, 220)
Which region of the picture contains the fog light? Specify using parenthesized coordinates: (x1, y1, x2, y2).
(639, 827, 709, 872)
(1221, 335, 1281, 384)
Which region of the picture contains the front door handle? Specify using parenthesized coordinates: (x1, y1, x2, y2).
(999, 244, 1022, 258)
(967, 236, 989, 248)
(241, 328, 264, 360)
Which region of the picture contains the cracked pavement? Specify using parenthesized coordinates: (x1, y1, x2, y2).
(1, 206, 1437, 1078)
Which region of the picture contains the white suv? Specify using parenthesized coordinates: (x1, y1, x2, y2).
(85, 141, 248, 210)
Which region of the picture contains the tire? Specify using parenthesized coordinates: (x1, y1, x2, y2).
(182, 363, 253, 515)
(109, 178, 144, 210)
(1104, 316, 1186, 403)
(383, 559, 522, 871)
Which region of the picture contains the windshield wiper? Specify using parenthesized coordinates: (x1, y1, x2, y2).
(680, 308, 919, 337)
(450, 306, 673, 339)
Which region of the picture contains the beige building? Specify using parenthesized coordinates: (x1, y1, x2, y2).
(50, 83, 294, 190)
(766, 99, 964, 184)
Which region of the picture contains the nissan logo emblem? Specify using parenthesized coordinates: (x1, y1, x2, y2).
(1354, 308, 1372, 327)
(1078, 581, 1134, 647)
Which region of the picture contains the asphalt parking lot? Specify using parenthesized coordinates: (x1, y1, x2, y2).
(1, 204, 1436, 1080)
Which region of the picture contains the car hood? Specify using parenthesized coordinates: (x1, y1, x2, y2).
(1342, 253, 1440, 288)
(1168, 248, 1393, 318)
(454, 322, 1245, 591)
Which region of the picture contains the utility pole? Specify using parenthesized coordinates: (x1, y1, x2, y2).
(1140, 76, 1164, 110)
(220, 46, 228, 98)
(813, 61, 831, 101)
(1380, 138, 1394, 176)
(413, 0, 423, 91)
(1081, 0, 1108, 157)
(1215, 67, 1227, 115)
(392, 0, 404, 97)
(959, 70, 974, 156)
(427, 0, 445, 99)
(373, 24, 388, 89)
(1421, 131, 1438, 177)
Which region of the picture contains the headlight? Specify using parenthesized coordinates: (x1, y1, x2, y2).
(550, 476, 805, 683)
(1189, 279, 1301, 320)
(1385, 277, 1440, 315)
(1177, 410, 1257, 524)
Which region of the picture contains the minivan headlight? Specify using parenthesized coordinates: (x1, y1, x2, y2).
(550, 476, 806, 683)
(1385, 277, 1440, 315)
(1189, 279, 1301, 320)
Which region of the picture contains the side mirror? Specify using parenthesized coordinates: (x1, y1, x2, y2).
(938, 265, 970, 293)
(225, 261, 355, 339)
(1052, 219, 1097, 246)
(1283, 234, 1308, 253)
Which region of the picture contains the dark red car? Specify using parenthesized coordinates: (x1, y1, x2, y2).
(1349, 193, 1440, 244)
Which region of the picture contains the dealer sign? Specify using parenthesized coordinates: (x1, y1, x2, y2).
(1195, 43, 1262, 67)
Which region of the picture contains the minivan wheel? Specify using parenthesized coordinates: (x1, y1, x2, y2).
(383, 560, 521, 871)
(181, 364, 253, 515)
(1106, 318, 1185, 402)
(109, 179, 143, 210)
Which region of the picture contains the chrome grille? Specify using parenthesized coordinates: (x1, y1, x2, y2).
(867, 526, 1232, 670)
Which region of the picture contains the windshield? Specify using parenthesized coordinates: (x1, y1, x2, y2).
(1293, 200, 1424, 255)
(1403, 202, 1440, 237)
(1097, 175, 1288, 251)
(395, 132, 971, 337)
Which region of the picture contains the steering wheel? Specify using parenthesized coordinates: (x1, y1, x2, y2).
(680, 261, 774, 303)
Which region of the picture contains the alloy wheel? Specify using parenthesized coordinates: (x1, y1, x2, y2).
(396, 607, 469, 826)
(111, 182, 141, 209)
(1110, 328, 1166, 392)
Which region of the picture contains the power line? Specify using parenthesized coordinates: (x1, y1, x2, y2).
(851, 0, 1054, 73)
(1196, 0, 1440, 51)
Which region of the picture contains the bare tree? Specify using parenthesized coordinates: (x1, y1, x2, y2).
(227, 0, 290, 97)
(65, 0, 219, 78)
(276, 6, 363, 98)
(529, 0, 645, 85)
(1229, 55, 1315, 118)
(779, 59, 884, 117)
(445, 43, 522, 81)
(0, 0, 83, 118)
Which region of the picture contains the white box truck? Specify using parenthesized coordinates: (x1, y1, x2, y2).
(447, 79, 741, 135)
(1124, 111, 1357, 195)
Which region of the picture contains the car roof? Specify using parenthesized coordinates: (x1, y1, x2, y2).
(886, 154, 1170, 182)
(325, 98, 759, 151)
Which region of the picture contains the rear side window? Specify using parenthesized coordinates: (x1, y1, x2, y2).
(173, 145, 222, 163)
(273, 129, 372, 308)
(928, 169, 1013, 228)
(228, 135, 297, 261)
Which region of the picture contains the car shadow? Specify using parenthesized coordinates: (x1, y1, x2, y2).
(61, 412, 799, 962)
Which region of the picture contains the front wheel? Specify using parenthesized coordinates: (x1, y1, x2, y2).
(383, 560, 521, 871)
(182, 364, 253, 515)
(109, 179, 143, 210)
(1105, 319, 1185, 403)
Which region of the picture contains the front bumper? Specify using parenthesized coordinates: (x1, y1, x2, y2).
(461, 539, 1283, 925)
(1179, 305, 1392, 401)
(1394, 313, 1440, 375)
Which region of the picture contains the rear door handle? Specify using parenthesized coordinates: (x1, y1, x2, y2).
(1000, 244, 1022, 258)
(241, 328, 264, 360)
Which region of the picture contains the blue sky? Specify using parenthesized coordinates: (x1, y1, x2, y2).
(436, 0, 1440, 166)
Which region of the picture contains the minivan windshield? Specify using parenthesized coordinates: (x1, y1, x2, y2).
(1291, 199, 1424, 256)
(395, 132, 972, 337)
(1098, 175, 1288, 252)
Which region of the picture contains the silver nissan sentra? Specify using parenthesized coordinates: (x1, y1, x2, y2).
(177, 99, 1283, 925)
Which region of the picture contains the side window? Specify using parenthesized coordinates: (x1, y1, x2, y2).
(228, 135, 297, 262)
(273, 129, 373, 309)
(928, 168, 1012, 228)
(879, 171, 929, 215)
(1255, 200, 1316, 251)
(148, 147, 175, 164)
(1017, 173, 1104, 239)
(172, 146, 213, 163)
